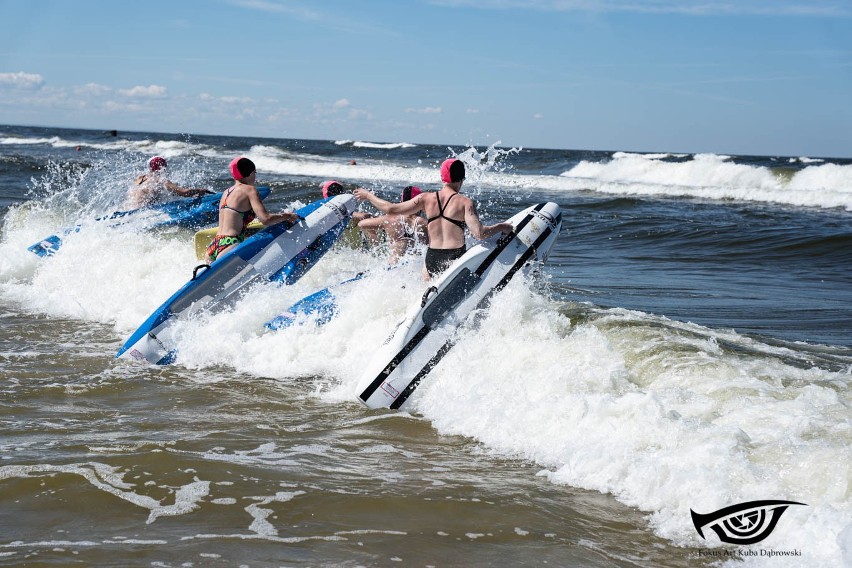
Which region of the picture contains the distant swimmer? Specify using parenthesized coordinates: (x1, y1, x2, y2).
(354, 185, 428, 264)
(354, 158, 512, 279)
(348, 159, 357, 165)
(205, 157, 300, 263)
(128, 156, 212, 208)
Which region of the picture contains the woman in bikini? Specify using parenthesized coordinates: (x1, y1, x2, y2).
(205, 157, 300, 263)
(353, 159, 512, 279)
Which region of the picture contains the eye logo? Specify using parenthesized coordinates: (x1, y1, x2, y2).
(691, 500, 806, 545)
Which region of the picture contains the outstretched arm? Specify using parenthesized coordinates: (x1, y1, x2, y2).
(464, 201, 513, 240)
(164, 180, 213, 198)
(354, 188, 423, 215)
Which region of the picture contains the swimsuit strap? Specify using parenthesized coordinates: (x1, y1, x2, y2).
(219, 186, 256, 233)
(427, 192, 466, 230)
(219, 187, 234, 209)
(220, 186, 252, 215)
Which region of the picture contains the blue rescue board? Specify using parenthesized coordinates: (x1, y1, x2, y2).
(264, 272, 366, 331)
(27, 187, 271, 257)
(115, 194, 356, 365)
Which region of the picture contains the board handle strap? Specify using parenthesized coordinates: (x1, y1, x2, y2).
(191, 263, 210, 281)
(421, 286, 437, 307)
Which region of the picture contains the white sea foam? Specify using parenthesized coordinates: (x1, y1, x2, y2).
(352, 141, 416, 149)
(0, 462, 209, 524)
(332, 139, 416, 149)
(246, 491, 305, 537)
(1, 134, 145, 153)
(790, 157, 824, 164)
(1, 135, 66, 146)
(561, 152, 852, 210)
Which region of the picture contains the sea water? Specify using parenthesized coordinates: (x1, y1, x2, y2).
(0, 124, 850, 567)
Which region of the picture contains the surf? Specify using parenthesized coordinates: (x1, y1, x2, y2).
(1, 125, 850, 566)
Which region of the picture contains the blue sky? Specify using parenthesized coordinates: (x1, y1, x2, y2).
(1, 0, 850, 157)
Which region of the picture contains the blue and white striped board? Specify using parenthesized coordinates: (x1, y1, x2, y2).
(355, 202, 562, 410)
(116, 194, 356, 365)
(264, 272, 366, 331)
(27, 187, 271, 257)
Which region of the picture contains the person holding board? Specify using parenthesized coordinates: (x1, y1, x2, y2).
(128, 156, 212, 207)
(205, 157, 300, 263)
(353, 158, 512, 279)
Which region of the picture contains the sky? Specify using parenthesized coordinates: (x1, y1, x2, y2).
(0, 0, 850, 157)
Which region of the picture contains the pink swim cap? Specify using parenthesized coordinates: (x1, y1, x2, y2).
(230, 157, 256, 180)
(322, 180, 344, 198)
(440, 158, 465, 183)
(148, 156, 167, 172)
(401, 185, 421, 202)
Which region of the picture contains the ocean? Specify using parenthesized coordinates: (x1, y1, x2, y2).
(0, 124, 849, 567)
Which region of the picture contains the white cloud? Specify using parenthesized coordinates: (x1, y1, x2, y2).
(267, 107, 298, 122)
(0, 72, 45, 89)
(104, 100, 153, 113)
(348, 108, 373, 120)
(233, 108, 257, 120)
(75, 83, 112, 96)
(405, 106, 442, 114)
(220, 96, 253, 104)
(312, 98, 357, 118)
(466, 108, 480, 114)
(118, 85, 168, 98)
(533, 113, 544, 119)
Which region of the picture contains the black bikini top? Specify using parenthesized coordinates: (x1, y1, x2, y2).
(427, 192, 466, 231)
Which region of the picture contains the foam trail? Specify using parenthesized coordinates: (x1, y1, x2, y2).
(0, 463, 209, 524)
